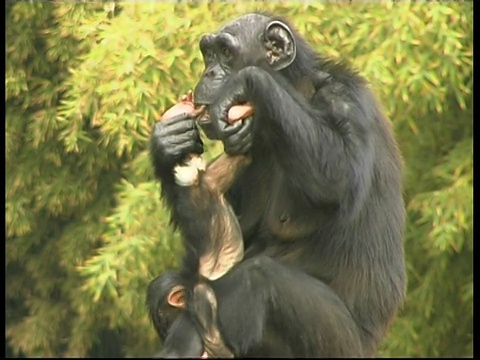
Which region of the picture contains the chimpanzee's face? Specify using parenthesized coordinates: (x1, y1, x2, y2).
(193, 14, 271, 106)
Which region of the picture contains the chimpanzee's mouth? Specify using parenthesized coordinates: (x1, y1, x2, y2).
(194, 105, 210, 124)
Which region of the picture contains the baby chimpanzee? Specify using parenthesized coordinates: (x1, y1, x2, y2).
(148, 93, 253, 358)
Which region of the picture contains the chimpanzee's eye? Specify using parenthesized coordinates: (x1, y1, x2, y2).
(203, 49, 216, 63)
(223, 47, 231, 59)
(208, 50, 215, 60)
(220, 45, 233, 63)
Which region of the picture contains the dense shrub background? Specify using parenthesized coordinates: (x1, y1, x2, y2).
(6, 1, 472, 357)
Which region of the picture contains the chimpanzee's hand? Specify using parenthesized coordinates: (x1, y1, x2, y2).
(208, 75, 254, 156)
(150, 112, 203, 169)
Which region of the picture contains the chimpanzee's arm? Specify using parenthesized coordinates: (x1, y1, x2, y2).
(211, 256, 365, 357)
(209, 66, 376, 207)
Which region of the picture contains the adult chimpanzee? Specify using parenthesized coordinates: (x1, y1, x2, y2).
(149, 12, 406, 357)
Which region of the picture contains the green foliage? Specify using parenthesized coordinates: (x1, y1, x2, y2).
(6, 1, 472, 357)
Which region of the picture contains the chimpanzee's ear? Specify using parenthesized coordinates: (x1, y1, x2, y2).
(263, 20, 297, 71)
(167, 285, 185, 308)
